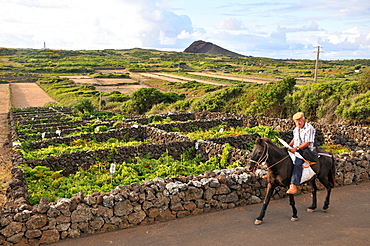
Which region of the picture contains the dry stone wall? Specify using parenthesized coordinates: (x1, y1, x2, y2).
(1, 109, 369, 245)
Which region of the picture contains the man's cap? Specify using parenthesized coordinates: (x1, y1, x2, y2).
(293, 112, 304, 120)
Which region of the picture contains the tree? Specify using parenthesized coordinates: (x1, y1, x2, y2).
(130, 88, 185, 114)
(245, 78, 296, 118)
(358, 69, 370, 92)
(74, 99, 95, 114)
(132, 88, 164, 114)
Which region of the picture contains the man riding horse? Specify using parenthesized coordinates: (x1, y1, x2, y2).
(286, 112, 316, 194)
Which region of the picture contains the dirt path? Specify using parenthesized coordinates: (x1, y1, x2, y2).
(0, 84, 11, 208)
(188, 71, 275, 84)
(137, 72, 229, 86)
(0, 82, 58, 207)
(10, 83, 57, 108)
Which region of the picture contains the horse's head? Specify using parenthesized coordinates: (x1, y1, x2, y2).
(249, 137, 268, 172)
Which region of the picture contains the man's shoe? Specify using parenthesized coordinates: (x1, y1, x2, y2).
(286, 184, 297, 194)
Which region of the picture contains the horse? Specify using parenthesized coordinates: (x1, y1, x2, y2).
(248, 137, 336, 225)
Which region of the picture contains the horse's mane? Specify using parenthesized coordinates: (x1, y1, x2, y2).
(260, 137, 287, 155)
(261, 137, 275, 145)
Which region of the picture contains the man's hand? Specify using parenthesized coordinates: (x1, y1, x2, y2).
(289, 147, 299, 153)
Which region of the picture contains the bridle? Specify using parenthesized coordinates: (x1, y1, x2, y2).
(250, 140, 290, 172)
(250, 141, 269, 172)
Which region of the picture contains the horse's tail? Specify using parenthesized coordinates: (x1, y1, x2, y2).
(328, 155, 336, 188)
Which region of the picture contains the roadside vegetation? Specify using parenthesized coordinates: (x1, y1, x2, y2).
(2, 47, 367, 207)
(1, 47, 369, 124)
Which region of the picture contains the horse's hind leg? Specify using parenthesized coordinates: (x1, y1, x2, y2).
(316, 175, 333, 212)
(307, 179, 318, 212)
(320, 178, 332, 212)
(323, 187, 332, 212)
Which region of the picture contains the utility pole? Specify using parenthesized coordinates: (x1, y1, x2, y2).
(314, 46, 320, 83)
(241, 64, 244, 83)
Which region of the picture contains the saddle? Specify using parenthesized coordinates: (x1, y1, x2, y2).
(299, 147, 333, 166)
(298, 148, 318, 165)
(298, 148, 319, 163)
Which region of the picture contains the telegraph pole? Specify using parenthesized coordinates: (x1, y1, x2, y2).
(314, 46, 320, 83)
(241, 64, 244, 83)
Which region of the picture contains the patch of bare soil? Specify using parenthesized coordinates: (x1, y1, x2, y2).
(188, 72, 275, 84)
(96, 84, 151, 95)
(59, 75, 139, 86)
(11, 83, 57, 108)
(0, 84, 11, 208)
(94, 69, 128, 74)
(138, 72, 229, 86)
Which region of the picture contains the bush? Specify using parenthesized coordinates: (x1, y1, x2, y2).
(245, 78, 296, 118)
(74, 99, 95, 114)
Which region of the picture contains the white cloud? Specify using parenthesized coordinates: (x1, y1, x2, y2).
(0, 0, 197, 49)
(215, 17, 247, 30)
(1, 0, 370, 59)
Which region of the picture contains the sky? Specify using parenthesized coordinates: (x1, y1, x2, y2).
(1, 0, 370, 60)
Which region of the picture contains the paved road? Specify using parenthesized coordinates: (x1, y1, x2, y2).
(53, 182, 370, 246)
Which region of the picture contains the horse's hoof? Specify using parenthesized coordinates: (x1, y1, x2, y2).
(254, 219, 263, 225)
(307, 208, 315, 213)
(323, 208, 330, 213)
(291, 217, 298, 222)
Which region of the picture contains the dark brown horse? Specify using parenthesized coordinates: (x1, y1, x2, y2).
(249, 137, 336, 225)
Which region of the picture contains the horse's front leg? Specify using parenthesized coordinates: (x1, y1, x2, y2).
(254, 182, 276, 225)
(289, 194, 298, 221)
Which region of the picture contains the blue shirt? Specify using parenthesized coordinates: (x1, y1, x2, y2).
(293, 122, 315, 151)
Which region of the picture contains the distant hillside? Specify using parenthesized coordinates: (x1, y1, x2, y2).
(183, 40, 244, 57)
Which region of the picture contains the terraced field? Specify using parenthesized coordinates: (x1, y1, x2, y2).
(10, 83, 57, 108)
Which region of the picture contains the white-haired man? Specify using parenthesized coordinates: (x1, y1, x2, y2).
(286, 112, 316, 194)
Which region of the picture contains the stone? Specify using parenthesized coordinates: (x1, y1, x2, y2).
(148, 208, 160, 218)
(47, 205, 61, 218)
(0, 222, 23, 237)
(89, 217, 104, 231)
(142, 201, 153, 210)
(39, 229, 60, 244)
(127, 211, 146, 225)
(26, 214, 48, 230)
(170, 202, 184, 211)
(113, 200, 133, 217)
(191, 208, 204, 216)
(344, 172, 355, 185)
(183, 202, 196, 211)
(67, 228, 81, 238)
(71, 204, 93, 223)
(25, 229, 42, 239)
(56, 223, 71, 231)
(215, 184, 231, 194)
(204, 188, 215, 200)
(56, 215, 71, 224)
(7, 232, 24, 244)
(103, 195, 115, 208)
(177, 210, 190, 218)
(95, 205, 113, 218)
(156, 209, 176, 222)
(33, 203, 50, 214)
(110, 216, 123, 226)
(185, 187, 203, 200)
(14, 210, 32, 222)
